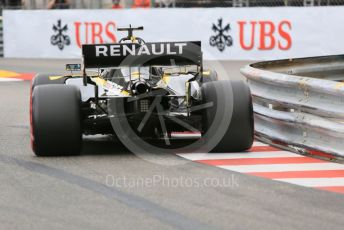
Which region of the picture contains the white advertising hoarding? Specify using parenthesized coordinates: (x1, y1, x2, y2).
(3, 7, 344, 60)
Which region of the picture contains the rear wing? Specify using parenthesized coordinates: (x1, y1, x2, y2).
(82, 41, 202, 69)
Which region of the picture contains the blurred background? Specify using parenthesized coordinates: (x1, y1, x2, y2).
(1, 0, 344, 10)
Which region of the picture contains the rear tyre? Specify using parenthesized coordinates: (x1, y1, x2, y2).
(30, 73, 67, 153)
(31, 85, 82, 156)
(202, 80, 254, 152)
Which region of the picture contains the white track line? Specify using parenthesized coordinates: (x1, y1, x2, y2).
(276, 178, 344, 187)
(178, 151, 304, 161)
(219, 163, 344, 173)
(0, 78, 22, 82)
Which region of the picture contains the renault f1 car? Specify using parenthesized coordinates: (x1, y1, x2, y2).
(30, 26, 254, 156)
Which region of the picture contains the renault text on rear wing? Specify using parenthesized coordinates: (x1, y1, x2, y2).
(82, 41, 202, 68)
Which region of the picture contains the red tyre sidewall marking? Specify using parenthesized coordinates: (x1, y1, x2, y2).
(29, 80, 35, 152)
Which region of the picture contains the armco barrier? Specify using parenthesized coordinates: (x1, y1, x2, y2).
(241, 55, 344, 159)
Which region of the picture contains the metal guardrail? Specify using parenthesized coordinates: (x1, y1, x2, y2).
(241, 55, 344, 158)
(0, 16, 3, 57)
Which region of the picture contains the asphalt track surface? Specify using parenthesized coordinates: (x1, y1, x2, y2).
(0, 58, 344, 230)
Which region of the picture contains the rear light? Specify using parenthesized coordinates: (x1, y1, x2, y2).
(140, 100, 149, 112)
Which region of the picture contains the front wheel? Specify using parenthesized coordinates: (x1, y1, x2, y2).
(202, 70, 218, 83)
(31, 73, 67, 91)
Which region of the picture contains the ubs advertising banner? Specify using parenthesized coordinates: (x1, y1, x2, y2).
(3, 7, 344, 60)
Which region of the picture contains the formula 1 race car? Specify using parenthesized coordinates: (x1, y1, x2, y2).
(30, 25, 254, 156)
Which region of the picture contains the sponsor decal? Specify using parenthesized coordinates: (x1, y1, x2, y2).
(209, 19, 292, 52)
(48, 18, 292, 54)
(94, 43, 187, 57)
(74, 21, 117, 48)
(51, 19, 71, 50)
(50, 20, 118, 50)
(238, 20, 292, 50)
(210, 18, 233, 52)
(49, 18, 291, 54)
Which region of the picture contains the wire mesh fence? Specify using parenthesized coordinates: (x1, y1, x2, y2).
(1, 0, 344, 10)
(174, 0, 344, 7)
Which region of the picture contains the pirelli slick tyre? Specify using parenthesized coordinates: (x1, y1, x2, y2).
(202, 80, 254, 152)
(31, 73, 66, 90)
(31, 85, 82, 156)
(202, 70, 218, 83)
